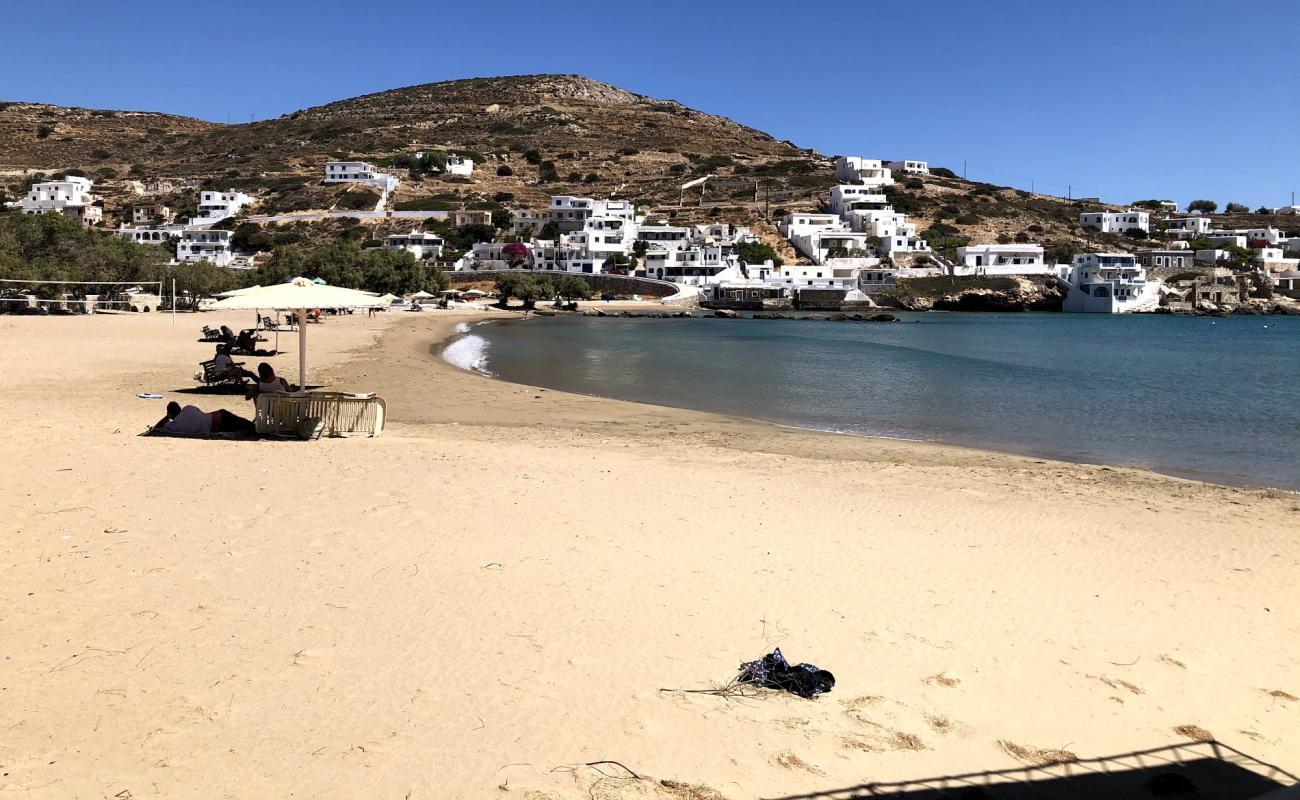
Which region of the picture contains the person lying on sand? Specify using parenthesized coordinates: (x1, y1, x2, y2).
(155, 401, 256, 435)
(243, 363, 298, 400)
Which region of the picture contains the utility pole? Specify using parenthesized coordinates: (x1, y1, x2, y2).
(963, 160, 967, 180)
(753, 181, 759, 203)
(1068, 184, 1072, 201)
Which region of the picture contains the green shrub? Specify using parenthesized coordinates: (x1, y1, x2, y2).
(496, 165, 513, 176)
(523, 149, 541, 165)
(35, 125, 53, 139)
(904, 178, 923, 190)
(930, 167, 958, 178)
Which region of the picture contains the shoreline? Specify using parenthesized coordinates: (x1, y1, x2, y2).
(427, 311, 1297, 496)
(2, 310, 1296, 799)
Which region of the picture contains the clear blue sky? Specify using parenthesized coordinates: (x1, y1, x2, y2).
(3, 0, 1297, 208)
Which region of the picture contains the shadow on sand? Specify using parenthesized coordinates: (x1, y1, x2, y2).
(767, 741, 1296, 800)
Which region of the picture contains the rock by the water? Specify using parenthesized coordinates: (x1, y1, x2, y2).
(713, 309, 738, 319)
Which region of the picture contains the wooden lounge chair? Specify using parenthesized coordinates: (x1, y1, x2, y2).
(197, 358, 246, 389)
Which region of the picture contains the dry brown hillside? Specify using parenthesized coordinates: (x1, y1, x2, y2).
(6, 74, 1287, 256)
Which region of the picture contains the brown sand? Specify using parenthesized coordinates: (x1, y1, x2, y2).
(1, 309, 1297, 799)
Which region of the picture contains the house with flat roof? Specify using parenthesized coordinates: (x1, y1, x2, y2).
(1161, 217, 1212, 237)
(832, 156, 894, 188)
(177, 229, 235, 267)
(384, 231, 444, 260)
(886, 159, 929, 175)
(21, 177, 102, 225)
(954, 244, 1047, 275)
(196, 190, 252, 222)
(1080, 210, 1149, 234)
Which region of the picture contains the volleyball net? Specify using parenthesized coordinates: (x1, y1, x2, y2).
(0, 279, 166, 312)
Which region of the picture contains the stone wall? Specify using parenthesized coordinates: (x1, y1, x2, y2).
(446, 270, 681, 299)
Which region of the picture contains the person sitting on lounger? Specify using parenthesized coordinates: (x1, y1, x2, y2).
(219, 324, 236, 344)
(244, 362, 297, 400)
(211, 344, 255, 382)
(234, 328, 258, 353)
(155, 401, 256, 435)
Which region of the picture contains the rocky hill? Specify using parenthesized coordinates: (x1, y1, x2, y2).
(4, 74, 1287, 257)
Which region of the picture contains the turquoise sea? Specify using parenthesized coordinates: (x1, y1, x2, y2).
(445, 313, 1300, 490)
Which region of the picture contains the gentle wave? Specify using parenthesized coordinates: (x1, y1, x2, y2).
(442, 325, 493, 375)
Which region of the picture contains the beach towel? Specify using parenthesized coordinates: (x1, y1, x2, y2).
(737, 648, 835, 698)
(139, 427, 257, 440)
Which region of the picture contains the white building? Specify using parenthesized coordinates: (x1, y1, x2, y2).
(1162, 217, 1212, 236)
(1273, 205, 1300, 215)
(117, 225, 183, 245)
(767, 262, 868, 290)
(1157, 200, 1179, 213)
(21, 176, 102, 225)
(196, 190, 253, 222)
(1079, 210, 1150, 234)
(642, 246, 744, 285)
(323, 161, 400, 206)
(833, 156, 894, 188)
(177, 229, 235, 267)
(1208, 227, 1283, 245)
(829, 185, 891, 216)
(1058, 253, 1161, 313)
(953, 244, 1047, 276)
(886, 160, 929, 175)
(443, 153, 474, 176)
(636, 225, 692, 250)
(384, 231, 444, 260)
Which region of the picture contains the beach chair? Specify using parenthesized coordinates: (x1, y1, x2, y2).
(200, 325, 228, 342)
(198, 358, 246, 389)
(254, 391, 386, 438)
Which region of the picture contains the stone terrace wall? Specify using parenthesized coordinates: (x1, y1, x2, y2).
(446, 270, 681, 298)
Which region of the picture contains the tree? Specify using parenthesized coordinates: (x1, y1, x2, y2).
(523, 149, 542, 165)
(602, 253, 632, 274)
(735, 241, 784, 268)
(554, 275, 592, 302)
(1188, 199, 1217, 214)
(538, 221, 561, 241)
(456, 223, 496, 245)
(494, 273, 549, 309)
(1224, 202, 1249, 214)
(1046, 239, 1083, 265)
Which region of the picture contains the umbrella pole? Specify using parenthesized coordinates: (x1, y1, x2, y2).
(298, 307, 307, 391)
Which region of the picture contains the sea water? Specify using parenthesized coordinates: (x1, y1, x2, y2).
(452, 313, 1300, 490)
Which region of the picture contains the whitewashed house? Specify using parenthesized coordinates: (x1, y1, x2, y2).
(1273, 205, 1300, 215)
(21, 177, 102, 225)
(177, 229, 235, 267)
(1058, 253, 1160, 313)
(1162, 217, 1212, 236)
(1157, 200, 1179, 213)
(829, 185, 891, 216)
(117, 226, 183, 245)
(886, 159, 929, 175)
(196, 190, 253, 222)
(953, 244, 1047, 276)
(833, 156, 894, 188)
(1079, 210, 1150, 234)
(1208, 227, 1283, 245)
(509, 209, 549, 236)
(636, 225, 692, 250)
(443, 153, 474, 176)
(323, 161, 400, 207)
(384, 231, 445, 260)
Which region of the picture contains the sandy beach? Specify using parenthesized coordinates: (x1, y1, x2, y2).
(1, 309, 1297, 799)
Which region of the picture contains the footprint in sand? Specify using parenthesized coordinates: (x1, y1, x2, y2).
(998, 739, 1078, 766)
(1174, 724, 1215, 742)
(924, 672, 961, 688)
(774, 751, 824, 775)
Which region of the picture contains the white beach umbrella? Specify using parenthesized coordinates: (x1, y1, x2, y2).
(214, 284, 263, 298)
(205, 277, 385, 390)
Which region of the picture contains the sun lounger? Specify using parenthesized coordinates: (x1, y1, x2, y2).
(197, 358, 246, 389)
(254, 391, 385, 438)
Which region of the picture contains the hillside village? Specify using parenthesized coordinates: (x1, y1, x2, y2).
(3, 75, 1299, 314)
